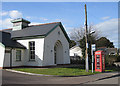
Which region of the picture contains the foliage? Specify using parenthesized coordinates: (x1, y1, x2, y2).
(105, 55, 119, 66)
(79, 36, 86, 58)
(69, 40, 76, 48)
(106, 65, 120, 71)
(70, 25, 115, 69)
(96, 37, 114, 48)
(70, 25, 100, 42)
(70, 56, 85, 64)
(116, 55, 120, 62)
(70, 25, 100, 60)
(79, 35, 96, 61)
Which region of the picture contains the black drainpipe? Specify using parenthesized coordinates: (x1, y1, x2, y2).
(10, 48, 13, 68)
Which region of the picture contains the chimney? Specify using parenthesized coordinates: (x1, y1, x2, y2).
(11, 18, 30, 31)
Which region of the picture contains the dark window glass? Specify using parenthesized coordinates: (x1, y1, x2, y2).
(96, 55, 100, 69)
(16, 50, 21, 61)
(29, 41, 35, 60)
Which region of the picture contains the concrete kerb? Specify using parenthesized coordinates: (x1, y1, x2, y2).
(5, 69, 119, 78)
(5, 69, 57, 77)
(5, 69, 99, 77)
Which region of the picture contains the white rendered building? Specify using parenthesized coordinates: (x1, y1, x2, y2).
(0, 18, 70, 69)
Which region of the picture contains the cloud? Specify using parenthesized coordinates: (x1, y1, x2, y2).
(0, 18, 12, 29)
(95, 18, 118, 48)
(0, 10, 22, 18)
(0, 19, 42, 29)
(0, 10, 23, 29)
(0, 11, 8, 16)
(40, 17, 48, 21)
(26, 16, 37, 20)
(29, 22, 42, 25)
(54, 18, 67, 22)
(26, 16, 49, 22)
(26, 16, 32, 19)
(55, 19, 62, 21)
(64, 27, 74, 36)
(101, 16, 110, 20)
(9, 10, 22, 19)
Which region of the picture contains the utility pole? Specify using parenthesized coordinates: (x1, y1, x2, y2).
(85, 4, 89, 72)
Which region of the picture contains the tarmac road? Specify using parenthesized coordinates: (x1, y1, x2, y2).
(1, 70, 119, 86)
(85, 72, 120, 84)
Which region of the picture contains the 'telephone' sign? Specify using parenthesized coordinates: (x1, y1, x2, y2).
(92, 44, 96, 51)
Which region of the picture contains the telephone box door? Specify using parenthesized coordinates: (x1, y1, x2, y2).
(95, 51, 105, 72)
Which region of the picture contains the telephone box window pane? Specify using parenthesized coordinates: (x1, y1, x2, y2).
(96, 55, 100, 69)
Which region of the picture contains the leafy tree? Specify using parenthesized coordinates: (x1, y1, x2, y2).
(79, 36, 86, 59)
(70, 24, 101, 65)
(96, 37, 114, 48)
(79, 35, 96, 59)
(69, 40, 76, 48)
(70, 25, 100, 58)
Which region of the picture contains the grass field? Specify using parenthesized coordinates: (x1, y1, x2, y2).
(12, 67, 114, 76)
(12, 64, 119, 76)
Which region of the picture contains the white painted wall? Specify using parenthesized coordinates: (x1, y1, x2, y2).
(70, 46, 82, 57)
(12, 49, 25, 67)
(0, 43, 5, 68)
(1, 26, 70, 67)
(43, 26, 70, 66)
(54, 41, 64, 64)
(17, 38, 44, 66)
(3, 48, 10, 67)
(3, 48, 25, 67)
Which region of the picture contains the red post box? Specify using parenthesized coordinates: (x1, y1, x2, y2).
(95, 50, 105, 72)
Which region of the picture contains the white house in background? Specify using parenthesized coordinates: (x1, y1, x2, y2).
(0, 18, 70, 69)
(70, 46, 82, 57)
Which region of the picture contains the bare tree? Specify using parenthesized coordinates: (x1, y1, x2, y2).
(70, 26, 85, 42)
(88, 24, 101, 40)
(70, 24, 101, 60)
(70, 24, 101, 43)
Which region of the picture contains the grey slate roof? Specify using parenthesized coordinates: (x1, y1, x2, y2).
(11, 22, 60, 38)
(2, 22, 70, 46)
(0, 31, 26, 49)
(2, 29, 12, 33)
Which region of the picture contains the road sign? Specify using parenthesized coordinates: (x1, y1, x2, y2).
(91, 44, 96, 73)
(92, 44, 96, 51)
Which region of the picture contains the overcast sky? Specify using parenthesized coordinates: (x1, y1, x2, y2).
(0, 2, 118, 48)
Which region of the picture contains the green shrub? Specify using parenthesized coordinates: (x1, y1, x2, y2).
(116, 55, 120, 62)
(105, 55, 119, 66)
(70, 56, 85, 64)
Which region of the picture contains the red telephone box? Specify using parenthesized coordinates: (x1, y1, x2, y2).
(95, 50, 105, 72)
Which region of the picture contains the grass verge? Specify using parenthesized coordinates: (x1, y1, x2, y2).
(12, 67, 103, 76)
(12, 65, 119, 76)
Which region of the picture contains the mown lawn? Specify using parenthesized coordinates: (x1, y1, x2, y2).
(12, 64, 119, 76)
(12, 67, 107, 76)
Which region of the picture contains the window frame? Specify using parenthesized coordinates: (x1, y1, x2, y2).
(29, 41, 35, 61)
(16, 50, 22, 61)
